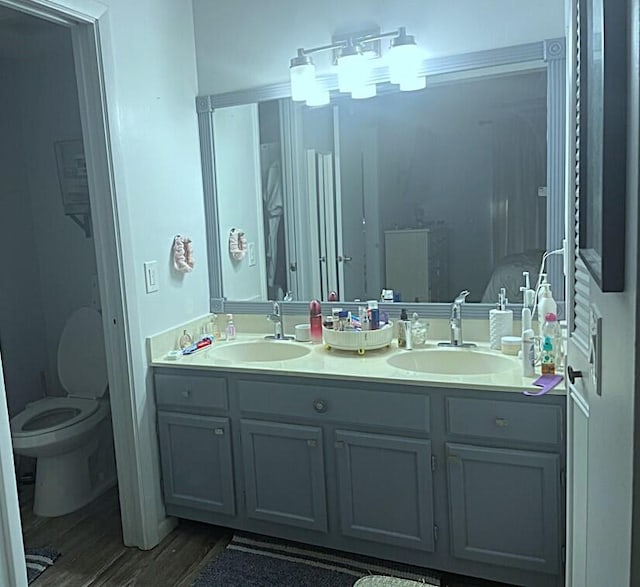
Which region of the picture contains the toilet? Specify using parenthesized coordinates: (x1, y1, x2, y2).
(10, 307, 116, 517)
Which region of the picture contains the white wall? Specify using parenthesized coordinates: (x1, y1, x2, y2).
(0, 57, 49, 416)
(193, 0, 565, 95)
(92, 0, 210, 547)
(213, 104, 267, 301)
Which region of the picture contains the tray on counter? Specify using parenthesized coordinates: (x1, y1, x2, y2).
(322, 322, 393, 355)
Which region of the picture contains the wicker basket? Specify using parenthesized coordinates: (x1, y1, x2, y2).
(322, 322, 393, 355)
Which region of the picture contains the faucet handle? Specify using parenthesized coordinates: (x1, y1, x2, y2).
(454, 290, 470, 304)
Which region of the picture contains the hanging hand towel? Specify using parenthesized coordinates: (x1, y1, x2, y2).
(229, 228, 247, 261)
(173, 235, 194, 272)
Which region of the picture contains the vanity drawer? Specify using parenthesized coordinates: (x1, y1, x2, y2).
(155, 372, 228, 412)
(446, 397, 562, 446)
(237, 379, 430, 433)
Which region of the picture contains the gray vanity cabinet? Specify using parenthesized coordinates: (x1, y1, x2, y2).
(335, 430, 435, 551)
(240, 419, 328, 532)
(446, 443, 560, 574)
(155, 372, 235, 517)
(154, 368, 565, 587)
(157, 412, 235, 515)
(444, 395, 564, 580)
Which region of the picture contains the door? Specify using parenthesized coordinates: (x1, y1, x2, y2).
(240, 419, 327, 531)
(336, 105, 381, 301)
(157, 412, 235, 515)
(564, 1, 637, 583)
(446, 443, 560, 574)
(335, 430, 435, 551)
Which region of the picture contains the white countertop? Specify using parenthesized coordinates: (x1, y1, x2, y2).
(150, 333, 565, 395)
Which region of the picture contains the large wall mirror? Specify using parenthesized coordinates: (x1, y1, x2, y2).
(197, 38, 566, 317)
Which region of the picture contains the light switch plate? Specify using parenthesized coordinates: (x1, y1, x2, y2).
(144, 261, 159, 293)
(248, 242, 256, 267)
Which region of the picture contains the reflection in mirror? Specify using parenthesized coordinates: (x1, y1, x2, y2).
(213, 69, 555, 305)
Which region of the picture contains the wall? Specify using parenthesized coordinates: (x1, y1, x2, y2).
(14, 29, 98, 399)
(0, 58, 48, 416)
(0, 0, 210, 552)
(193, 0, 565, 95)
(91, 0, 210, 547)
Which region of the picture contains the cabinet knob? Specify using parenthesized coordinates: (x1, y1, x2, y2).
(307, 439, 317, 448)
(495, 417, 509, 427)
(567, 365, 583, 384)
(182, 389, 191, 398)
(214, 428, 224, 436)
(313, 399, 328, 413)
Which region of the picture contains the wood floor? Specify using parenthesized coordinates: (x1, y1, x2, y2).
(19, 484, 509, 587)
(20, 485, 231, 586)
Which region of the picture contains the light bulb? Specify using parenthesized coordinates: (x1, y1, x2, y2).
(337, 47, 368, 93)
(290, 51, 315, 102)
(351, 84, 376, 99)
(399, 76, 426, 92)
(306, 83, 330, 107)
(388, 29, 423, 86)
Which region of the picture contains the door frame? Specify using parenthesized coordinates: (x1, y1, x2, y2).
(0, 1, 149, 582)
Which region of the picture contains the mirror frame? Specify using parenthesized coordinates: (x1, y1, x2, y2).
(196, 37, 566, 319)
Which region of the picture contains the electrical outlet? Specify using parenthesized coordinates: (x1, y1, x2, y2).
(248, 242, 256, 267)
(144, 261, 159, 293)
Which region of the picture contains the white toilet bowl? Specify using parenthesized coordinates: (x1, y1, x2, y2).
(10, 307, 116, 517)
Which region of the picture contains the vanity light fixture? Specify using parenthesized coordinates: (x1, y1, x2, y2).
(289, 26, 424, 105)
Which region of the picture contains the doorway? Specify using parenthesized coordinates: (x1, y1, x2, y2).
(0, 1, 138, 584)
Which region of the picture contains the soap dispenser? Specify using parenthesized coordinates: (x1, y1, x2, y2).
(225, 314, 236, 340)
(489, 288, 513, 350)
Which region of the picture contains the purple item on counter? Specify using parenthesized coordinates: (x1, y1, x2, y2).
(523, 374, 564, 396)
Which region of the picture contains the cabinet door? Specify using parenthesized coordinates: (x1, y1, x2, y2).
(158, 412, 235, 515)
(241, 419, 327, 532)
(446, 443, 560, 574)
(335, 430, 435, 551)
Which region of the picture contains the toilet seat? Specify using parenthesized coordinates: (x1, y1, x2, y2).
(11, 306, 108, 441)
(11, 397, 100, 439)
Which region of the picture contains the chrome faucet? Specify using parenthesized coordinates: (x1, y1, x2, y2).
(266, 301, 285, 340)
(438, 290, 476, 348)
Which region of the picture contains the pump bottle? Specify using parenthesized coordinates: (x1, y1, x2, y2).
(537, 279, 557, 338)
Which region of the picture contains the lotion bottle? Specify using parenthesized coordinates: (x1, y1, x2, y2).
(537, 279, 557, 338)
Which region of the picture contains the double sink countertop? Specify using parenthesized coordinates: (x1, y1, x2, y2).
(148, 318, 565, 395)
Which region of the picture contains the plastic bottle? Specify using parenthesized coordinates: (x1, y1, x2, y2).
(368, 300, 379, 330)
(537, 280, 557, 338)
(521, 328, 536, 376)
(398, 309, 408, 348)
(309, 300, 322, 342)
(541, 312, 561, 373)
(212, 315, 222, 341)
(489, 288, 513, 350)
(225, 314, 236, 340)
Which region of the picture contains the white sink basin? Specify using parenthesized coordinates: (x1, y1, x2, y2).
(386, 348, 517, 375)
(211, 340, 311, 362)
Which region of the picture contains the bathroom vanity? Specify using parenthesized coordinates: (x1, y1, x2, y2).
(151, 335, 565, 587)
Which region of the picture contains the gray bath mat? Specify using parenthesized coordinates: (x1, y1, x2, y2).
(25, 547, 60, 584)
(192, 532, 440, 587)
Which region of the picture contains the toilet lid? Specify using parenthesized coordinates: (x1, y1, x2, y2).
(57, 307, 108, 398)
